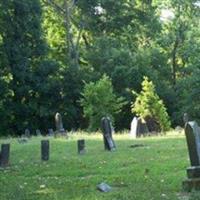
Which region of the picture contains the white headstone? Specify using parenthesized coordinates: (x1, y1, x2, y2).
(130, 117, 138, 138)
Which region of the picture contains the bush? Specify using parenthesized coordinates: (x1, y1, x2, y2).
(80, 75, 126, 131)
(131, 76, 171, 132)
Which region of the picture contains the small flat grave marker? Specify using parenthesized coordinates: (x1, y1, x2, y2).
(97, 182, 112, 192)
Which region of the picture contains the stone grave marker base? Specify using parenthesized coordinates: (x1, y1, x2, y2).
(183, 166, 200, 192)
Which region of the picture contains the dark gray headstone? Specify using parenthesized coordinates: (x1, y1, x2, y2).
(0, 144, 10, 167)
(184, 121, 200, 166)
(183, 121, 200, 191)
(25, 128, 31, 138)
(77, 139, 85, 154)
(48, 129, 54, 136)
(41, 140, 49, 161)
(97, 182, 112, 192)
(55, 113, 65, 134)
(101, 117, 116, 151)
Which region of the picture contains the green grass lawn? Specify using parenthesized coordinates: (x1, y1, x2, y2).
(0, 131, 192, 200)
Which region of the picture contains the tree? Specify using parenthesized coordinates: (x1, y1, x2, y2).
(0, 0, 59, 134)
(132, 77, 171, 132)
(81, 75, 126, 131)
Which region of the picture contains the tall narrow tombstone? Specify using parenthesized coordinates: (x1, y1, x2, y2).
(130, 117, 138, 138)
(183, 113, 189, 125)
(25, 128, 31, 138)
(0, 144, 10, 167)
(183, 121, 200, 191)
(101, 117, 116, 151)
(77, 139, 85, 154)
(55, 113, 65, 134)
(41, 140, 49, 161)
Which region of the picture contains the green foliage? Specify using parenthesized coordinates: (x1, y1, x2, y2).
(81, 75, 126, 131)
(0, 0, 60, 134)
(132, 77, 171, 131)
(1, 0, 200, 134)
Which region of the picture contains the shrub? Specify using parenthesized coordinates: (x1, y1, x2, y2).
(131, 76, 171, 132)
(81, 75, 126, 131)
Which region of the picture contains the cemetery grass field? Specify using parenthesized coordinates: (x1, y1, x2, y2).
(0, 131, 193, 200)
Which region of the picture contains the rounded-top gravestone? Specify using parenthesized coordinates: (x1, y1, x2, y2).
(55, 112, 65, 134)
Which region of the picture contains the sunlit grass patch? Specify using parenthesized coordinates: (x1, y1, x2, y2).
(0, 131, 191, 200)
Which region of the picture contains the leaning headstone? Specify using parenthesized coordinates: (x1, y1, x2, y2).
(101, 117, 116, 151)
(97, 182, 112, 192)
(77, 139, 85, 154)
(0, 144, 10, 167)
(24, 128, 31, 138)
(41, 140, 49, 161)
(36, 129, 41, 136)
(182, 121, 200, 191)
(55, 113, 65, 135)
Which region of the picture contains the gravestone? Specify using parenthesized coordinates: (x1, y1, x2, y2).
(55, 113, 65, 135)
(130, 117, 138, 138)
(0, 144, 10, 167)
(97, 182, 112, 192)
(48, 129, 54, 136)
(41, 140, 49, 161)
(77, 139, 85, 154)
(182, 121, 200, 191)
(130, 117, 149, 138)
(101, 117, 116, 151)
(36, 129, 41, 136)
(24, 128, 31, 138)
(183, 113, 189, 125)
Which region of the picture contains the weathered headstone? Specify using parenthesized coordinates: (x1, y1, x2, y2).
(145, 117, 160, 133)
(130, 117, 149, 138)
(101, 117, 116, 151)
(130, 117, 138, 138)
(36, 129, 41, 136)
(77, 139, 85, 154)
(0, 144, 10, 167)
(48, 129, 54, 136)
(183, 113, 189, 125)
(25, 128, 31, 138)
(55, 113, 65, 134)
(183, 121, 200, 191)
(41, 140, 49, 161)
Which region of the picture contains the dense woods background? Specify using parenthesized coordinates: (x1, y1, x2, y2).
(1, 0, 200, 135)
